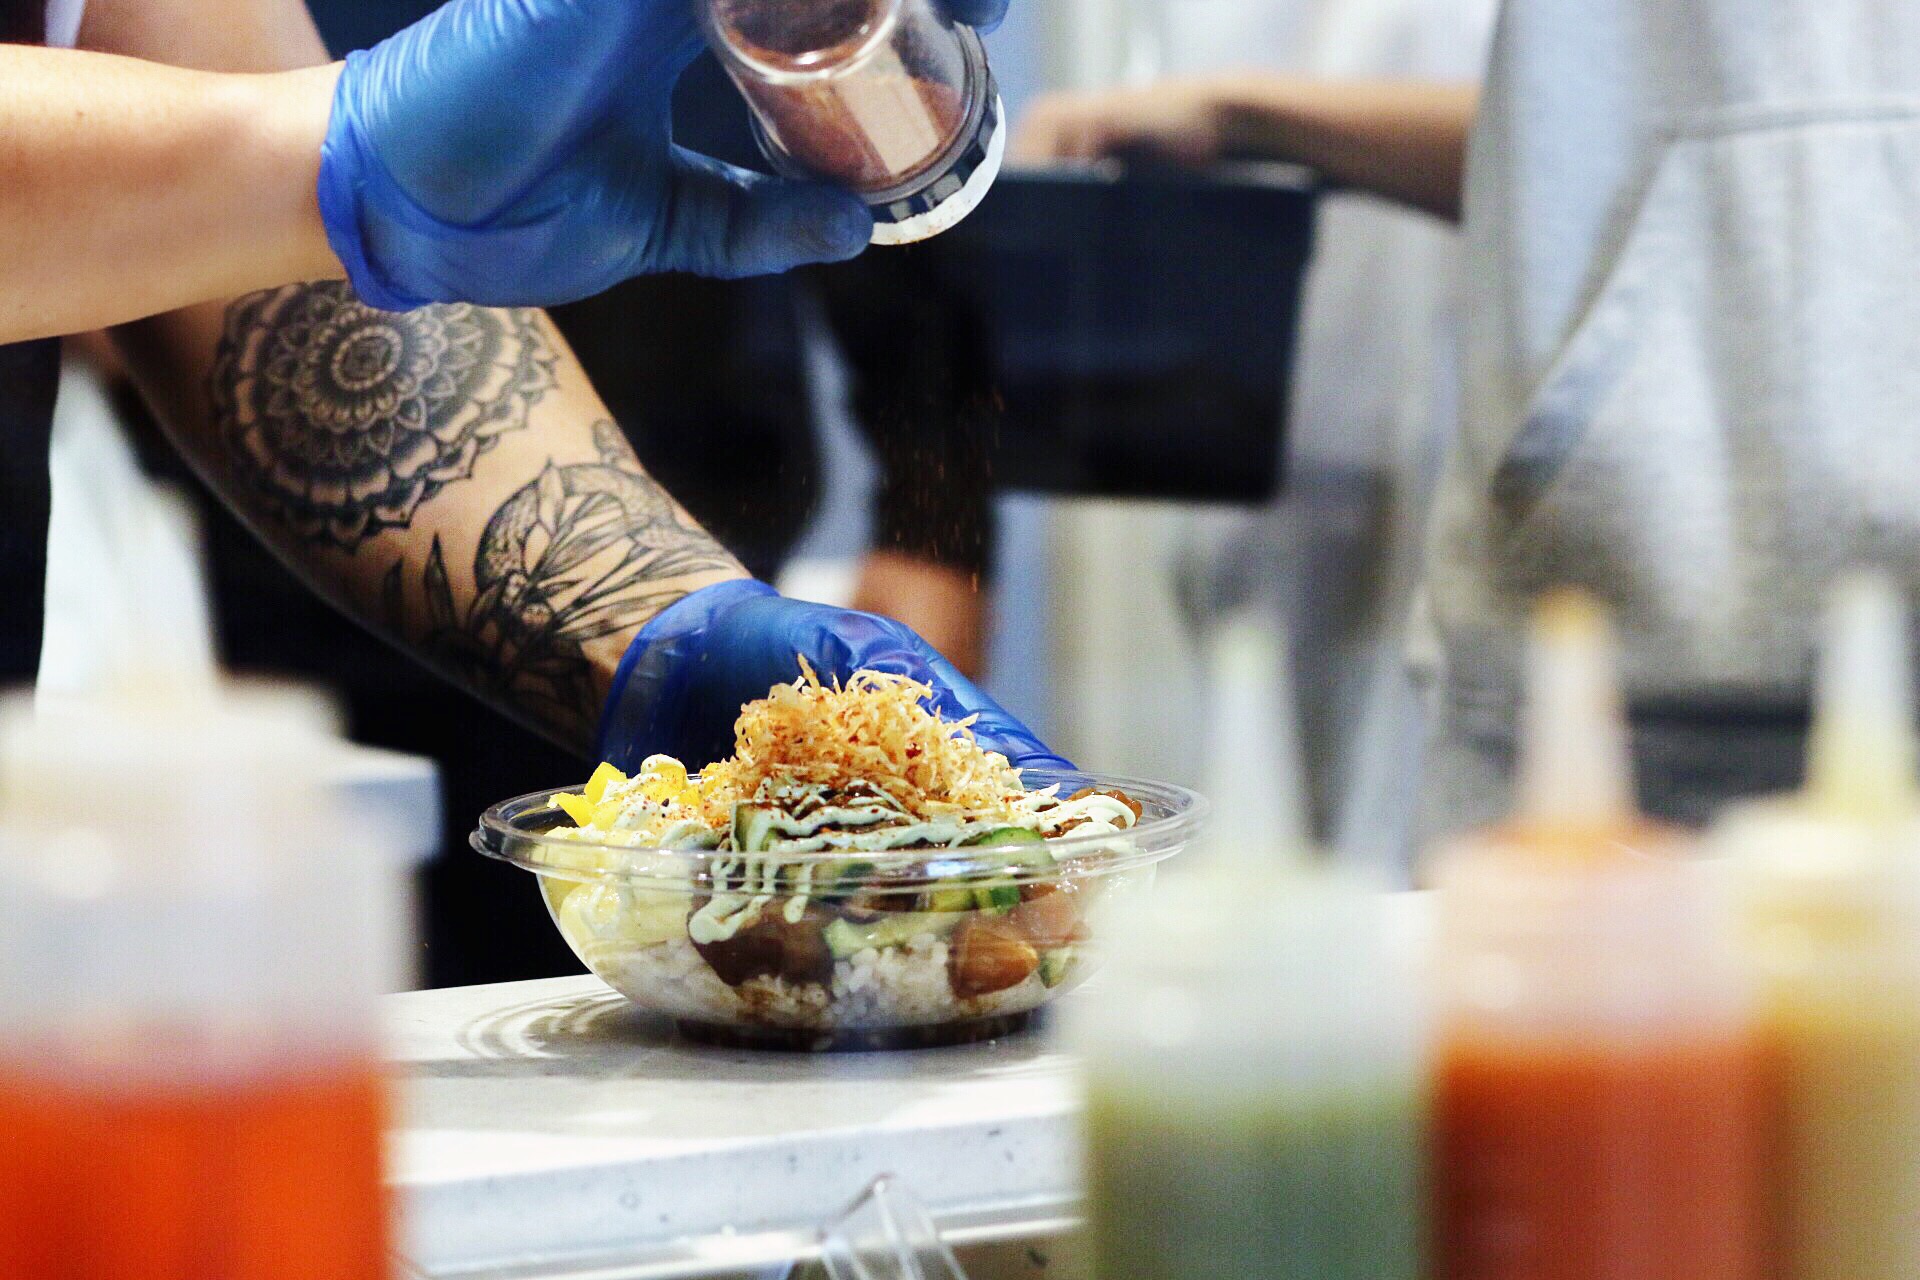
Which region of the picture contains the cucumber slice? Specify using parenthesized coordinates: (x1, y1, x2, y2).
(1038, 946, 1079, 988)
(954, 829, 1048, 912)
(731, 803, 784, 853)
(813, 859, 877, 898)
(824, 911, 962, 960)
(926, 886, 978, 914)
(971, 882, 1023, 913)
(960, 826, 1055, 875)
(960, 826, 1046, 848)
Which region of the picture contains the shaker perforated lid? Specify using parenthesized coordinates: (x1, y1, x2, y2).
(717, 0, 1004, 247)
(868, 83, 1003, 244)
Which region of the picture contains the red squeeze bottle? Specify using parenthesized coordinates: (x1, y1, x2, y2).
(0, 699, 408, 1280)
(1428, 593, 1764, 1280)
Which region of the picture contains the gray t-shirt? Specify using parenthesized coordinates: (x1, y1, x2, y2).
(1422, 1, 1920, 833)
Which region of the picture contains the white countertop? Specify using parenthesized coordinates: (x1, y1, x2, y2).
(388, 975, 1081, 1278)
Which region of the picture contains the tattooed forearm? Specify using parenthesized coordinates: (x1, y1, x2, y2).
(209, 282, 556, 548)
(384, 422, 739, 744)
(154, 283, 744, 751)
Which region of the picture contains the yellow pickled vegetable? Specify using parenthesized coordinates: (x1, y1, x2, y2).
(552, 791, 596, 826)
(583, 761, 626, 804)
(555, 754, 703, 835)
(640, 755, 687, 788)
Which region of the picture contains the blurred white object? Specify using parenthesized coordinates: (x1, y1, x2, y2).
(319, 740, 443, 877)
(35, 359, 440, 875)
(778, 558, 863, 610)
(214, 674, 350, 739)
(1049, 499, 1209, 789)
(1512, 592, 1634, 826)
(0, 694, 414, 1074)
(1199, 612, 1310, 863)
(38, 360, 221, 710)
(1040, 0, 1163, 89)
(1802, 573, 1916, 820)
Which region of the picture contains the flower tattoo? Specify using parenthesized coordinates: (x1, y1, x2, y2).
(386, 423, 738, 742)
(210, 283, 556, 548)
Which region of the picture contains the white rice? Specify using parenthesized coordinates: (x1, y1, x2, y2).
(591, 933, 1058, 1031)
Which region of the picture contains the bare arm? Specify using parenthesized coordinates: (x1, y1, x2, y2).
(1015, 78, 1477, 221)
(0, 46, 339, 342)
(84, 0, 748, 753)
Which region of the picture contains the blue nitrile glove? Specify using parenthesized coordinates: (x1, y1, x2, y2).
(596, 580, 1070, 773)
(941, 0, 1010, 29)
(317, 0, 880, 311)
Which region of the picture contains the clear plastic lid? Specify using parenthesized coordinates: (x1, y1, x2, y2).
(0, 696, 412, 1082)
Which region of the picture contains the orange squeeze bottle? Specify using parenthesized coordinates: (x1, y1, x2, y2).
(1428, 592, 1763, 1280)
(0, 697, 408, 1280)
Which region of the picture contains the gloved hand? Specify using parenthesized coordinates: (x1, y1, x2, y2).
(938, 0, 1010, 29)
(596, 579, 1070, 773)
(318, 0, 895, 311)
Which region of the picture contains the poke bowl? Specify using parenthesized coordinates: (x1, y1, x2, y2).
(472, 670, 1205, 1049)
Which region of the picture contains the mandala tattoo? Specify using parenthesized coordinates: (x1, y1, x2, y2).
(210, 283, 557, 548)
(386, 422, 737, 740)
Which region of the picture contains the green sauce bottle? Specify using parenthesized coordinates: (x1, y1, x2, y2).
(1066, 868, 1428, 1280)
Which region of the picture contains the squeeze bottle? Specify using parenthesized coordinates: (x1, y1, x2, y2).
(0, 696, 410, 1280)
(1714, 574, 1920, 1280)
(1429, 591, 1762, 1280)
(1069, 867, 1426, 1280)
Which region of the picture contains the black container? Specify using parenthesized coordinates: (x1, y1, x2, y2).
(914, 162, 1318, 504)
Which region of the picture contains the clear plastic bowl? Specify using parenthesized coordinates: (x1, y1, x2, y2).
(473, 771, 1205, 1050)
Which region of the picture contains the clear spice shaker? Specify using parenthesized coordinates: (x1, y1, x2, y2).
(702, 0, 1005, 244)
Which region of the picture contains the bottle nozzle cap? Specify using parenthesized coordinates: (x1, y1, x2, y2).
(1514, 589, 1634, 826)
(1201, 614, 1311, 867)
(1806, 572, 1917, 820)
